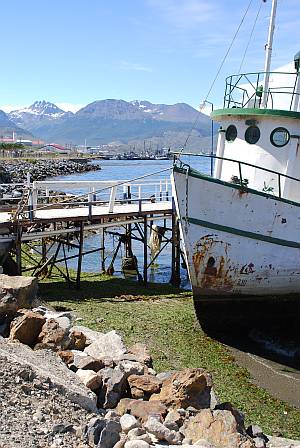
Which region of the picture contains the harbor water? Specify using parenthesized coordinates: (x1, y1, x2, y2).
(48, 156, 211, 285)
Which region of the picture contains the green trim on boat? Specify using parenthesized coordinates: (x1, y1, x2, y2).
(173, 165, 300, 208)
(186, 217, 300, 249)
(211, 108, 300, 120)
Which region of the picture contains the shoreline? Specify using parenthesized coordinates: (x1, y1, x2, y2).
(0, 158, 101, 184)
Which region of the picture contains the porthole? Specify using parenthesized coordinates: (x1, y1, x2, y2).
(245, 125, 260, 144)
(225, 125, 237, 142)
(270, 127, 290, 147)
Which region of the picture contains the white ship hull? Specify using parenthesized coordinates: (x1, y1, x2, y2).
(172, 165, 300, 303)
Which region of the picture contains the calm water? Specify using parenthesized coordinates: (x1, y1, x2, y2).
(48, 157, 211, 285)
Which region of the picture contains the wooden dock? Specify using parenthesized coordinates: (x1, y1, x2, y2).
(0, 175, 181, 288)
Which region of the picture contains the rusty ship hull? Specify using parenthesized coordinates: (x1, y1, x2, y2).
(171, 165, 300, 328)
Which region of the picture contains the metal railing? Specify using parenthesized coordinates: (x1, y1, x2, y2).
(223, 71, 299, 110)
(174, 152, 300, 201)
(0, 174, 172, 221)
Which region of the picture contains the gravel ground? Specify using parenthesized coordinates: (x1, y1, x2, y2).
(0, 354, 93, 448)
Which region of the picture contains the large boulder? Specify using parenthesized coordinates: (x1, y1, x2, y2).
(9, 311, 46, 347)
(98, 367, 127, 409)
(150, 368, 214, 410)
(35, 318, 70, 351)
(116, 398, 167, 422)
(84, 330, 127, 362)
(181, 408, 255, 448)
(0, 275, 38, 314)
(83, 416, 121, 448)
(127, 374, 162, 399)
(144, 415, 182, 444)
(127, 342, 152, 367)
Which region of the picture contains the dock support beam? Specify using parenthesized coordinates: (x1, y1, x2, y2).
(15, 227, 22, 275)
(76, 222, 84, 289)
(143, 217, 148, 285)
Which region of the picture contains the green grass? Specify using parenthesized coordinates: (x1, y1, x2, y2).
(39, 272, 300, 439)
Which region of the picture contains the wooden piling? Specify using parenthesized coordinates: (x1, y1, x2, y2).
(143, 216, 148, 284)
(76, 222, 84, 289)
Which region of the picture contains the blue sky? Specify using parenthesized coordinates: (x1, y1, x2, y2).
(1, 0, 300, 112)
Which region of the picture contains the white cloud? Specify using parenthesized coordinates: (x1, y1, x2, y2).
(0, 104, 25, 113)
(55, 102, 85, 113)
(119, 60, 153, 72)
(149, 0, 214, 28)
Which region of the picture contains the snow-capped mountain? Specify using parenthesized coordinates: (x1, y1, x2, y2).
(0, 109, 33, 139)
(7, 98, 214, 150)
(9, 100, 73, 129)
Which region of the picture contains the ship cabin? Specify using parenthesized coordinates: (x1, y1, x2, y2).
(211, 51, 300, 203)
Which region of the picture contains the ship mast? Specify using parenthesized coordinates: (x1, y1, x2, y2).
(261, 0, 278, 108)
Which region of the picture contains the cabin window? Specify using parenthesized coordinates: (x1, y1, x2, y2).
(270, 127, 290, 147)
(225, 125, 237, 142)
(245, 125, 260, 144)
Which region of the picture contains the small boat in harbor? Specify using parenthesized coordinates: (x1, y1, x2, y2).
(171, 0, 300, 330)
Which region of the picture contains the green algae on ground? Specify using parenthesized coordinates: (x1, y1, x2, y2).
(39, 272, 300, 439)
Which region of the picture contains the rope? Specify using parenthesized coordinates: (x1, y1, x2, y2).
(180, 0, 255, 153)
(238, 0, 264, 73)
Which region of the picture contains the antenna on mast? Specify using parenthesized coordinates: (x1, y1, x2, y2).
(261, 0, 278, 108)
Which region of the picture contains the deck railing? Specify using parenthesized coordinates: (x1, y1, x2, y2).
(223, 71, 300, 110)
(0, 174, 172, 221)
(174, 152, 300, 202)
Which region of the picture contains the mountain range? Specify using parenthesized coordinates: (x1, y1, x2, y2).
(2, 99, 215, 152)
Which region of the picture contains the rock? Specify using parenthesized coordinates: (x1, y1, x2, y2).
(105, 410, 120, 421)
(84, 330, 127, 362)
(247, 426, 268, 442)
(9, 311, 46, 347)
(41, 309, 73, 331)
(266, 435, 300, 447)
(98, 367, 127, 409)
(253, 437, 266, 448)
(156, 371, 175, 382)
(150, 368, 214, 410)
(124, 441, 150, 448)
(84, 417, 121, 448)
(69, 329, 87, 351)
(98, 420, 122, 448)
(35, 318, 70, 351)
(127, 343, 152, 367)
(164, 409, 183, 431)
(117, 359, 145, 376)
(116, 399, 167, 422)
(58, 350, 74, 365)
(71, 349, 89, 368)
(78, 355, 105, 372)
(144, 416, 182, 444)
(113, 437, 127, 448)
(0, 274, 38, 314)
(120, 414, 139, 433)
(127, 374, 162, 398)
(194, 440, 217, 448)
(76, 369, 101, 391)
(70, 325, 103, 345)
(127, 428, 148, 441)
(181, 408, 255, 448)
(84, 417, 106, 446)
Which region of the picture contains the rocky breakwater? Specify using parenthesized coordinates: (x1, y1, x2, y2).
(0, 159, 100, 202)
(0, 275, 300, 448)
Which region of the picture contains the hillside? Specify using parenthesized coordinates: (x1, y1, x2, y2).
(8, 99, 215, 151)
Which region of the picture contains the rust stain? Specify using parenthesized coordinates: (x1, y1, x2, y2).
(238, 189, 248, 197)
(192, 235, 234, 292)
